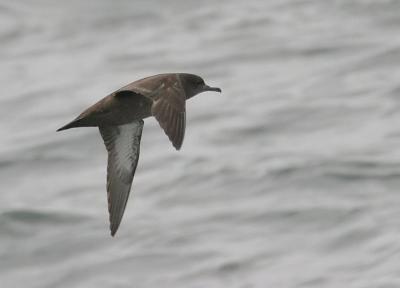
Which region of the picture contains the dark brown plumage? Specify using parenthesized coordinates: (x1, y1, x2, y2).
(57, 73, 221, 236)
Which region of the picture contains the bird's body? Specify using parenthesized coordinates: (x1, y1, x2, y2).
(58, 73, 221, 236)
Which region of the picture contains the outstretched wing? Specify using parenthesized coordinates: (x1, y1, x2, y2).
(99, 120, 144, 236)
(150, 78, 186, 150)
(115, 74, 187, 150)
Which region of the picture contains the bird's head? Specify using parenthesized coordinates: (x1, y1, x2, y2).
(180, 73, 221, 99)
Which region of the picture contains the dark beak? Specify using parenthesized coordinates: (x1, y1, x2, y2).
(204, 85, 222, 93)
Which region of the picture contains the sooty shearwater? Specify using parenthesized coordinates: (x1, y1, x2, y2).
(57, 73, 221, 236)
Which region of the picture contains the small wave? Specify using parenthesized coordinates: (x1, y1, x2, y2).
(0, 209, 86, 224)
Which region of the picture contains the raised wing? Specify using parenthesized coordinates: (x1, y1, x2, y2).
(99, 120, 144, 236)
(150, 78, 186, 150)
(115, 74, 187, 150)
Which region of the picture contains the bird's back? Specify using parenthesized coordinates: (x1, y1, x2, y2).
(58, 91, 152, 131)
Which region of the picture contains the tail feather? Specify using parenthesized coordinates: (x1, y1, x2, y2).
(57, 118, 83, 132)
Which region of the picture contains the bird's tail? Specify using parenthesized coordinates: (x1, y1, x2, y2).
(56, 118, 84, 131)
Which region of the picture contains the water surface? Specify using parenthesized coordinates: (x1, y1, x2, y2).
(1, 0, 400, 287)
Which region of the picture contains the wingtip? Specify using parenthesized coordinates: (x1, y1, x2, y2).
(110, 225, 118, 237)
(110, 222, 120, 237)
(173, 139, 183, 151)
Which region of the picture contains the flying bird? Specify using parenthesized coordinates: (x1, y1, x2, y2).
(57, 73, 221, 236)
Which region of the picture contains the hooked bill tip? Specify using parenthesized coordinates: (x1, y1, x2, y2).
(204, 85, 222, 93)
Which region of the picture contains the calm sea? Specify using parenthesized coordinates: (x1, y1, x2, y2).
(1, 0, 400, 287)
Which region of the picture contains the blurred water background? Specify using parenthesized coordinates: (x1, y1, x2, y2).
(2, 0, 400, 287)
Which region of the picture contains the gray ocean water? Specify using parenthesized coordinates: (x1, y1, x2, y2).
(2, 0, 400, 287)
